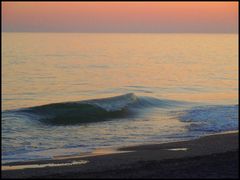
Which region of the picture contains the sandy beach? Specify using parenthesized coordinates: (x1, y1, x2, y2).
(2, 132, 239, 178)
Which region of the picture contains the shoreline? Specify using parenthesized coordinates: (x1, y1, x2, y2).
(2, 131, 239, 178)
(3, 130, 238, 166)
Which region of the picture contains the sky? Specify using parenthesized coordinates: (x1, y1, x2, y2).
(2, 2, 238, 33)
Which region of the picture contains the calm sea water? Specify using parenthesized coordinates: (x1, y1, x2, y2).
(2, 33, 238, 163)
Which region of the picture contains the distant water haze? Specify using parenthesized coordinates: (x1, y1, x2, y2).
(2, 33, 238, 110)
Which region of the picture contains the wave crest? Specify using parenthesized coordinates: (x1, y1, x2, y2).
(7, 93, 184, 125)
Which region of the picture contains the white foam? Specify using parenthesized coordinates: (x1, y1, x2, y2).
(167, 148, 188, 151)
(2, 160, 89, 170)
(179, 105, 238, 132)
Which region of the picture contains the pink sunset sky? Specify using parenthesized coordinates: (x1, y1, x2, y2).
(2, 2, 238, 33)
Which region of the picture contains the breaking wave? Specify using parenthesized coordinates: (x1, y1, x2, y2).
(179, 105, 238, 132)
(5, 93, 183, 125)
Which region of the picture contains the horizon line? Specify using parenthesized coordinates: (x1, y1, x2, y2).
(2, 31, 238, 34)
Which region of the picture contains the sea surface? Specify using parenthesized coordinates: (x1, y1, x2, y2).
(2, 33, 238, 164)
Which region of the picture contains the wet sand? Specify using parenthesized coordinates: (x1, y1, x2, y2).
(2, 132, 239, 178)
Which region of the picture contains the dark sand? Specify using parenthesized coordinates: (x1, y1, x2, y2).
(2, 132, 239, 179)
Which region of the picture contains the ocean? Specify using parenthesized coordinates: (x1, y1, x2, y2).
(2, 33, 238, 164)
